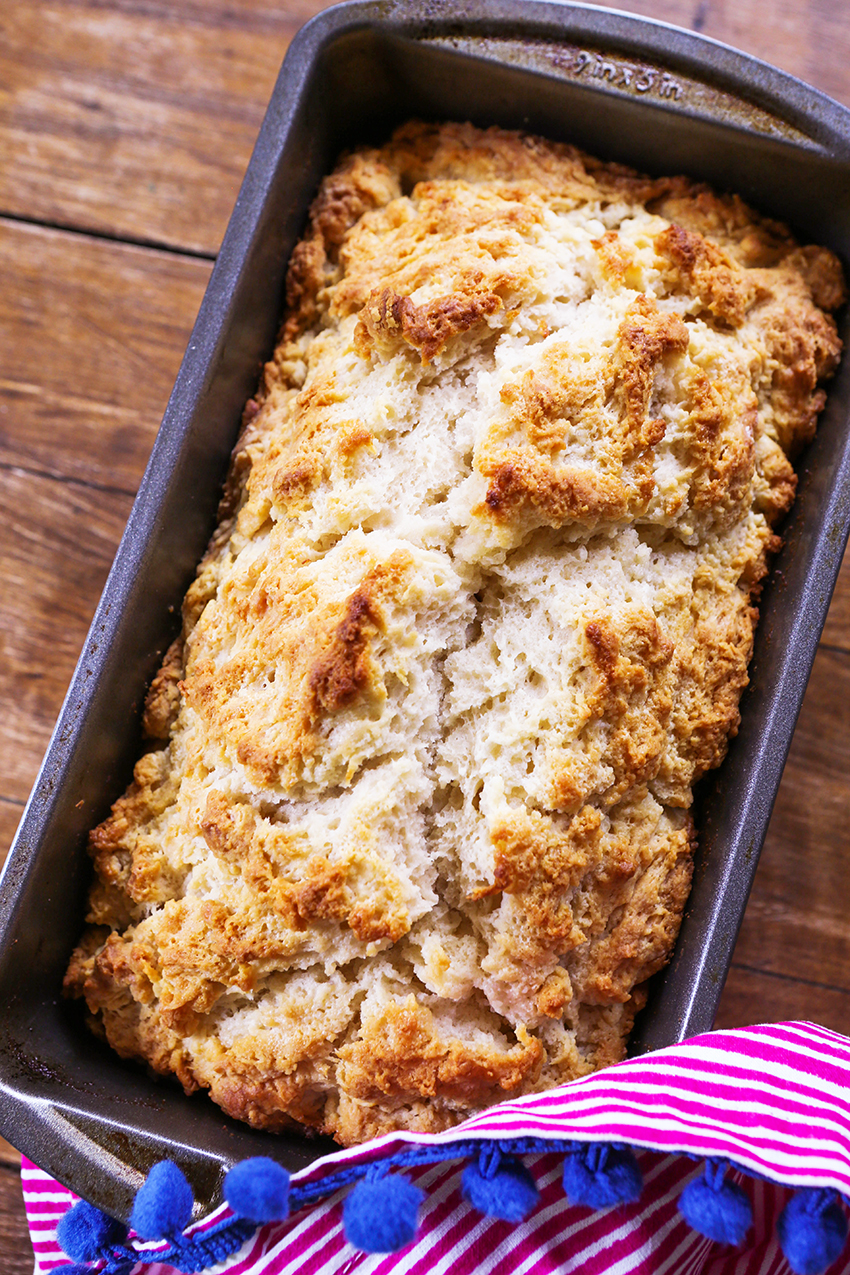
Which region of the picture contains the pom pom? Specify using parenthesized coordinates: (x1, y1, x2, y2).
(343, 1171, 425, 1253)
(462, 1147, 539, 1222)
(130, 1160, 194, 1240)
(777, 1188, 849, 1275)
(563, 1142, 643, 1210)
(679, 1161, 752, 1246)
(224, 1157, 291, 1223)
(56, 1199, 128, 1262)
(55, 1266, 101, 1274)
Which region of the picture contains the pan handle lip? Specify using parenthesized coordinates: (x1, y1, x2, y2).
(0, 1084, 335, 1221)
(286, 0, 850, 160)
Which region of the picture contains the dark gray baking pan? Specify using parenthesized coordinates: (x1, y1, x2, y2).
(2, 0, 850, 1223)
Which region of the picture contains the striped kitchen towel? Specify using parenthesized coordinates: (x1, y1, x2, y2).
(23, 1021, 850, 1275)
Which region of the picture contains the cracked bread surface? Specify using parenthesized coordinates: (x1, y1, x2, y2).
(65, 121, 844, 1145)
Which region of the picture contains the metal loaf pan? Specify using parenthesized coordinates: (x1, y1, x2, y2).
(2, 0, 850, 1223)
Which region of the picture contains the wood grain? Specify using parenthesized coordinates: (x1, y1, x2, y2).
(0, 1164, 32, 1275)
(0, 214, 209, 831)
(0, 467, 133, 808)
(715, 644, 850, 1028)
(0, 217, 211, 490)
(0, 0, 849, 1260)
(0, 802, 23, 870)
(822, 544, 850, 654)
(718, 963, 850, 1032)
(0, 0, 336, 254)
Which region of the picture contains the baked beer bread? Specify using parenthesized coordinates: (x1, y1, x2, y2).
(65, 122, 844, 1144)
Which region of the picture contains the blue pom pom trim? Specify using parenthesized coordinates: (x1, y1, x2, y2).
(57, 1200, 128, 1262)
(130, 1160, 194, 1240)
(778, 1187, 850, 1275)
(678, 1159, 753, 1246)
(224, 1157, 291, 1224)
(53, 1139, 850, 1275)
(563, 1140, 643, 1209)
(343, 1165, 425, 1252)
(462, 1146, 539, 1221)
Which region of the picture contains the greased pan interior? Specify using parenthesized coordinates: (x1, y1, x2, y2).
(2, 0, 850, 1222)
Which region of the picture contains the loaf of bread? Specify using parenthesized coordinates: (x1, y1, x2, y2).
(65, 122, 844, 1144)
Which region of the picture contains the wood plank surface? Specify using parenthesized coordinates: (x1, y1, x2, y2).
(0, 802, 23, 867)
(0, 0, 849, 1267)
(0, 217, 211, 488)
(0, 466, 133, 800)
(715, 643, 850, 1025)
(823, 545, 850, 654)
(0, 1165, 33, 1275)
(0, 1, 334, 254)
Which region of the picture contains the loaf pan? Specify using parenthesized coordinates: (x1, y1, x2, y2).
(2, 0, 850, 1223)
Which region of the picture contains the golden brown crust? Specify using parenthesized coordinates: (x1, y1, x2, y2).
(142, 638, 185, 740)
(655, 223, 763, 326)
(337, 1000, 544, 1107)
(65, 121, 843, 1145)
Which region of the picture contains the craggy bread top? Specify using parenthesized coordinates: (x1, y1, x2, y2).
(65, 122, 844, 1144)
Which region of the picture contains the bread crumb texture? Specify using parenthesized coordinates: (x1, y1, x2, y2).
(65, 122, 844, 1144)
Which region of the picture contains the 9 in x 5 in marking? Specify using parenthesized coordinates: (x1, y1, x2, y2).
(572, 50, 683, 99)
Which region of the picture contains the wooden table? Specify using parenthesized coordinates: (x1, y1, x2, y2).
(1, 0, 849, 1267)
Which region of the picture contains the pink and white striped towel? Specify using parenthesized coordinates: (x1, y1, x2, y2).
(23, 1021, 850, 1274)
